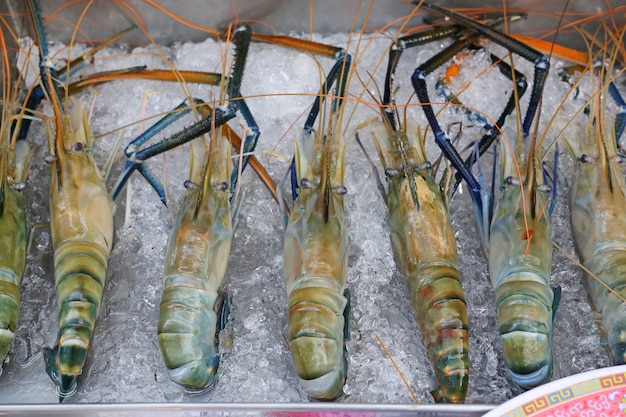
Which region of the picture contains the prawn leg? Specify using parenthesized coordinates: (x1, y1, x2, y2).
(387, 10, 530, 244)
(410, 4, 547, 231)
(111, 26, 258, 205)
(435, 47, 528, 194)
(15, 25, 137, 142)
(415, 2, 549, 139)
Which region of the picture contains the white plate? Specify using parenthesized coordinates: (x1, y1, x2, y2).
(483, 365, 626, 417)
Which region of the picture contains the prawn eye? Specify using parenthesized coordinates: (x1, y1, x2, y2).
(332, 186, 347, 195)
(183, 180, 198, 189)
(301, 178, 313, 188)
(74, 143, 84, 151)
(385, 168, 400, 177)
(10, 182, 26, 191)
(538, 184, 552, 193)
(212, 182, 228, 191)
(505, 176, 520, 186)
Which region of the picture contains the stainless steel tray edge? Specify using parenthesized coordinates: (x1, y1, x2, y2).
(0, 402, 495, 417)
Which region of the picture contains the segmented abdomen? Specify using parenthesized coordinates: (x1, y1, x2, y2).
(582, 250, 626, 364)
(50, 240, 108, 395)
(158, 185, 232, 392)
(0, 189, 27, 363)
(387, 172, 469, 403)
(492, 271, 555, 388)
(284, 189, 348, 400)
(45, 107, 114, 397)
(489, 186, 555, 389)
(406, 264, 468, 403)
(287, 279, 348, 400)
(0, 146, 28, 363)
(0, 269, 21, 363)
(159, 274, 222, 391)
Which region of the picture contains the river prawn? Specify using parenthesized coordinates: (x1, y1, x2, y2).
(364, 117, 469, 402)
(366, 13, 534, 401)
(25, 0, 145, 398)
(0, 0, 140, 388)
(0, 16, 31, 367)
(73, 24, 282, 392)
(21, 4, 293, 394)
(24, 0, 266, 395)
(155, 25, 262, 392)
(28, 33, 114, 402)
(157, 108, 235, 392)
(486, 127, 559, 389)
(55, 24, 269, 392)
(279, 41, 352, 399)
(356, 19, 485, 401)
(496, 14, 626, 368)
(553, 28, 626, 365)
(106, 23, 355, 398)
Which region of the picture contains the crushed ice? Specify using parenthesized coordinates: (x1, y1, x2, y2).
(0, 28, 618, 404)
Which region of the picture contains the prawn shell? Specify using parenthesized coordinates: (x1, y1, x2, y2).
(489, 182, 555, 388)
(158, 177, 233, 391)
(284, 129, 349, 400)
(47, 103, 113, 396)
(569, 148, 626, 365)
(374, 119, 469, 403)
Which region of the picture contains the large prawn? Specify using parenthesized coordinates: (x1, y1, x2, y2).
(156, 25, 258, 392)
(32, 19, 271, 392)
(365, 117, 469, 402)
(359, 23, 475, 400)
(27, 0, 114, 397)
(556, 31, 626, 364)
(157, 110, 235, 392)
(0, 16, 31, 366)
(282, 50, 352, 400)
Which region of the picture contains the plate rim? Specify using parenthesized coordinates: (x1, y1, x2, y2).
(482, 365, 626, 417)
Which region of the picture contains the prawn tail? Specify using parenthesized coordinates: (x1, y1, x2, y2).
(0, 270, 21, 363)
(287, 284, 349, 400)
(496, 279, 557, 388)
(410, 266, 469, 403)
(48, 241, 109, 397)
(158, 275, 227, 393)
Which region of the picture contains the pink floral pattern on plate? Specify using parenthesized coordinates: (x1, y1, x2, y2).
(484, 366, 626, 417)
